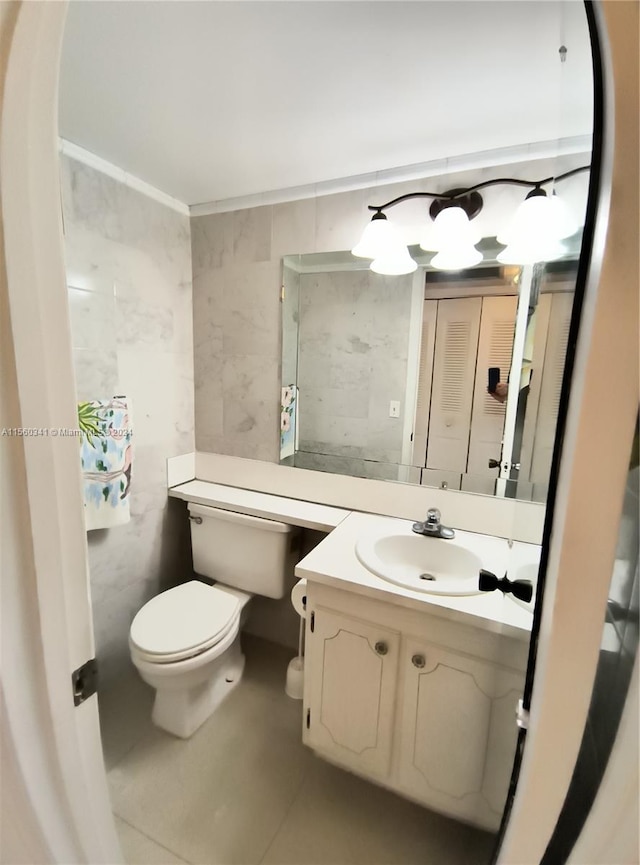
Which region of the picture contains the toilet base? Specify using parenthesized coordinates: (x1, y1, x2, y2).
(149, 634, 246, 738)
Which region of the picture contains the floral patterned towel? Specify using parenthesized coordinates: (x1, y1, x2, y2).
(280, 385, 297, 460)
(78, 397, 132, 530)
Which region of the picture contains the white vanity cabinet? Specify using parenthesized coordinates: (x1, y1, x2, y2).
(398, 638, 523, 828)
(304, 608, 400, 779)
(302, 583, 527, 831)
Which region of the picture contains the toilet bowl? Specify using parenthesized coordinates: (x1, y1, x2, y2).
(130, 580, 250, 738)
(129, 505, 297, 738)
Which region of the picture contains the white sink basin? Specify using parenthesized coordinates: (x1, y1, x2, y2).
(355, 532, 483, 596)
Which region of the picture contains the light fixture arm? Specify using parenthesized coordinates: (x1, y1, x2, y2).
(366, 164, 590, 213)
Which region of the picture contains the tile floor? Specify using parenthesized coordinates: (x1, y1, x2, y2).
(100, 636, 495, 865)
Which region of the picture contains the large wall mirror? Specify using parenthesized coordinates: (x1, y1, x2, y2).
(280, 177, 589, 504)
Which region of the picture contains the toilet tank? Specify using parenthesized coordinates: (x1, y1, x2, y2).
(187, 503, 297, 599)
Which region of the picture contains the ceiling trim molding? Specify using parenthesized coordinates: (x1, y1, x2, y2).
(189, 135, 592, 218)
(58, 139, 190, 216)
(58, 134, 591, 221)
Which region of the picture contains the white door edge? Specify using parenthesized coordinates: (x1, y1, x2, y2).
(0, 2, 120, 862)
(497, 264, 533, 494)
(497, 1, 639, 861)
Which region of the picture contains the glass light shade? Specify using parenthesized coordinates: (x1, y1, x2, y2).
(422, 206, 482, 251)
(497, 190, 574, 247)
(430, 246, 483, 271)
(370, 251, 417, 275)
(547, 192, 579, 239)
(417, 221, 439, 252)
(496, 240, 566, 266)
(352, 214, 405, 259)
(422, 206, 483, 270)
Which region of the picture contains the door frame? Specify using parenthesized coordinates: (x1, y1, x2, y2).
(0, 2, 636, 864)
(0, 2, 120, 862)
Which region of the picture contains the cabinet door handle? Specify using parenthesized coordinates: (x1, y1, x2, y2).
(412, 654, 426, 668)
(374, 641, 388, 656)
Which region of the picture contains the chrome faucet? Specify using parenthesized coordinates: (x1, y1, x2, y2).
(412, 508, 455, 540)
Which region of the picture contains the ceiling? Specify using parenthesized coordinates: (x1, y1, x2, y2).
(59, 1, 593, 207)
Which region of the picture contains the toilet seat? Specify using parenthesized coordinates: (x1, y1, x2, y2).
(129, 580, 241, 664)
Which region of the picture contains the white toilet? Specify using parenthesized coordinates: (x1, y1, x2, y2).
(129, 502, 297, 738)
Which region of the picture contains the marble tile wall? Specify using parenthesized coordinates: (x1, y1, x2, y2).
(293, 451, 407, 482)
(297, 270, 413, 466)
(61, 155, 195, 686)
(191, 211, 281, 460)
(191, 176, 425, 461)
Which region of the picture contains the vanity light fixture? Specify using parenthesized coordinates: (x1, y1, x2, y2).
(422, 190, 484, 271)
(351, 211, 401, 259)
(352, 209, 418, 275)
(351, 165, 589, 274)
(496, 187, 578, 265)
(371, 250, 418, 275)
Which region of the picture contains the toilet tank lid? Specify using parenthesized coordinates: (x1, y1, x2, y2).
(187, 502, 294, 533)
(130, 581, 240, 656)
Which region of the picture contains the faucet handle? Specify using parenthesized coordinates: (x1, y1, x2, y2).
(426, 508, 441, 524)
(478, 569, 534, 602)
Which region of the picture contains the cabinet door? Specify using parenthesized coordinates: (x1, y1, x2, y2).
(303, 606, 400, 779)
(398, 639, 523, 830)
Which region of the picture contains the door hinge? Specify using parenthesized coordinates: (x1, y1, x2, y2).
(72, 658, 98, 706)
(306, 708, 311, 729)
(516, 698, 529, 731)
(310, 611, 315, 633)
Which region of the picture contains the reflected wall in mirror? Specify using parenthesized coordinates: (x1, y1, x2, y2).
(281, 226, 583, 503)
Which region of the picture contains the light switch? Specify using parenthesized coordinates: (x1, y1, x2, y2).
(389, 400, 401, 418)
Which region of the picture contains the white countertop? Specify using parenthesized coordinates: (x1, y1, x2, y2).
(168, 480, 350, 533)
(169, 481, 538, 638)
(295, 511, 539, 640)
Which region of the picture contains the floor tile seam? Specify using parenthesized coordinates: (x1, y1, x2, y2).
(256, 759, 313, 865)
(105, 725, 156, 775)
(114, 810, 197, 865)
(105, 744, 139, 776)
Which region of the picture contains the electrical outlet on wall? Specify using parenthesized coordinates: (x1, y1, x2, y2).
(389, 400, 401, 418)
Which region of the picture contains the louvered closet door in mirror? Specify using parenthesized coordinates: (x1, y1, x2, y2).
(464, 295, 518, 494)
(425, 297, 482, 473)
